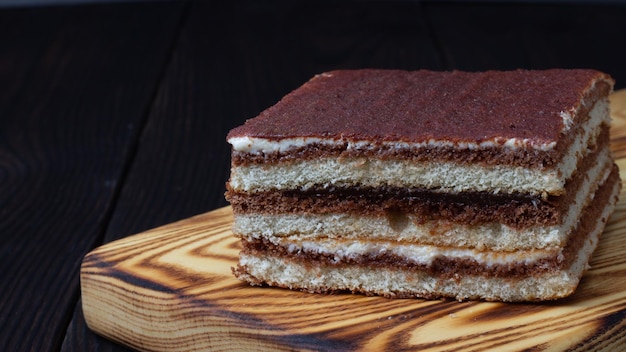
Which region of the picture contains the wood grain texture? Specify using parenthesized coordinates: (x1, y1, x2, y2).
(81, 90, 626, 351)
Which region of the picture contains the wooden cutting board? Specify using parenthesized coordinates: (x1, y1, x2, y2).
(81, 90, 626, 352)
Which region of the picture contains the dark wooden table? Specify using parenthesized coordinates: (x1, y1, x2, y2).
(2, 1, 626, 351)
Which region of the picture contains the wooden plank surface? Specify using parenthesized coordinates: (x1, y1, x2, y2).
(80, 89, 626, 351)
(424, 2, 626, 84)
(0, 3, 185, 351)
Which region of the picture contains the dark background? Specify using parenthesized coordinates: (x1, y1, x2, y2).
(1, 1, 625, 351)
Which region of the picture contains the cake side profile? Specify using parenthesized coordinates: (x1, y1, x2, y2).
(226, 69, 620, 302)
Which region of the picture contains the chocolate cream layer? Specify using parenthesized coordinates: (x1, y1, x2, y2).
(233, 167, 621, 301)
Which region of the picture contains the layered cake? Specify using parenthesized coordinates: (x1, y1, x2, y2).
(225, 69, 620, 302)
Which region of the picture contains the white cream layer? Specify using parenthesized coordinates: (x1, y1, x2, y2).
(229, 99, 610, 195)
(229, 135, 557, 154)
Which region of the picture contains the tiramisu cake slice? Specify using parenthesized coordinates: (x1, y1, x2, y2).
(226, 69, 620, 302)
